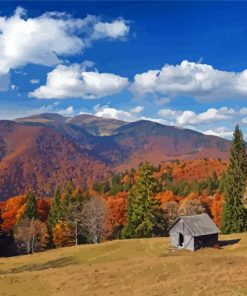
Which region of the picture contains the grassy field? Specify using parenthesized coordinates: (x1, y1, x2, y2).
(1, 234, 247, 296)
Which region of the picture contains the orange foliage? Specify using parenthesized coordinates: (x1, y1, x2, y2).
(1, 195, 51, 233)
(105, 192, 128, 237)
(160, 159, 227, 182)
(210, 192, 224, 227)
(52, 221, 74, 248)
(155, 190, 176, 206)
(1, 195, 27, 233)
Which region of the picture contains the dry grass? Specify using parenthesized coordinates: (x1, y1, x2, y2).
(1, 233, 247, 296)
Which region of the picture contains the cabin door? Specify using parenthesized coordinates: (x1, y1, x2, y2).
(179, 233, 184, 247)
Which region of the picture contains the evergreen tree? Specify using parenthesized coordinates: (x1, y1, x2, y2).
(123, 162, 166, 238)
(221, 124, 247, 234)
(219, 172, 227, 194)
(47, 187, 64, 232)
(63, 181, 76, 205)
(22, 191, 38, 220)
(61, 181, 76, 218)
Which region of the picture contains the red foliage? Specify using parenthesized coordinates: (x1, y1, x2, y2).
(37, 198, 51, 222)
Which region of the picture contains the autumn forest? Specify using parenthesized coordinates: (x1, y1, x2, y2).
(2, 123, 246, 257)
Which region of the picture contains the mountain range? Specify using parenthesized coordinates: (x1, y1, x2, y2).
(0, 113, 230, 200)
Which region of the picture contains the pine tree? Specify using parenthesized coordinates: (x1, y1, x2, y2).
(47, 187, 63, 232)
(221, 124, 247, 234)
(22, 191, 38, 220)
(123, 162, 166, 238)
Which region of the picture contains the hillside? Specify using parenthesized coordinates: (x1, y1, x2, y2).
(0, 234, 247, 296)
(111, 120, 230, 169)
(0, 113, 231, 199)
(0, 121, 108, 199)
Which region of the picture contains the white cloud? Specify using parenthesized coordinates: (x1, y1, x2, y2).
(131, 60, 247, 102)
(0, 7, 129, 89)
(29, 63, 129, 99)
(130, 105, 144, 113)
(139, 116, 171, 125)
(158, 107, 235, 126)
(240, 108, 247, 116)
(93, 104, 133, 121)
(204, 127, 234, 139)
(30, 79, 40, 84)
(57, 106, 75, 116)
(93, 20, 129, 39)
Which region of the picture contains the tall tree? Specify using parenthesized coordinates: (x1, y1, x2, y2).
(65, 188, 90, 245)
(47, 187, 64, 233)
(22, 192, 38, 220)
(61, 181, 76, 217)
(79, 196, 107, 244)
(123, 162, 165, 238)
(221, 124, 247, 234)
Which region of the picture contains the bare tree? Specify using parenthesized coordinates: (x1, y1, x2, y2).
(14, 218, 49, 254)
(66, 202, 81, 246)
(80, 196, 107, 244)
(162, 201, 179, 227)
(179, 199, 206, 216)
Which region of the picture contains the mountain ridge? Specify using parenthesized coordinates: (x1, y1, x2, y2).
(0, 113, 231, 199)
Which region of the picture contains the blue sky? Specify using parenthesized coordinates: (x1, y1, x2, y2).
(1, 1, 247, 138)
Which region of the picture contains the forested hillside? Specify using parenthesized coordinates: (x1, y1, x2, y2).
(0, 113, 230, 199)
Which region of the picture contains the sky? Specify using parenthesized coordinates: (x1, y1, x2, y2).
(1, 1, 247, 139)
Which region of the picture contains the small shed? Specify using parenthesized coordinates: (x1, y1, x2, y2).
(168, 213, 219, 251)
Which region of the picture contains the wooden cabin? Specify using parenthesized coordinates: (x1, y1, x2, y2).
(168, 213, 219, 251)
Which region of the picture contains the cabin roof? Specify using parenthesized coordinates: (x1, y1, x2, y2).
(169, 213, 220, 236)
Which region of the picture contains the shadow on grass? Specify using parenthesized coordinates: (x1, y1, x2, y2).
(218, 239, 241, 247)
(0, 257, 79, 275)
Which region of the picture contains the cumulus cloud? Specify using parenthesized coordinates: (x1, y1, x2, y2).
(131, 60, 247, 102)
(0, 7, 129, 83)
(29, 63, 129, 99)
(158, 107, 235, 126)
(93, 104, 132, 121)
(204, 127, 234, 139)
(92, 20, 129, 39)
(93, 104, 145, 121)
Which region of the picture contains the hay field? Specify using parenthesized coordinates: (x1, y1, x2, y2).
(0, 234, 247, 296)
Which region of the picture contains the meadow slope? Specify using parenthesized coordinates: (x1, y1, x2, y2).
(0, 234, 247, 296)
